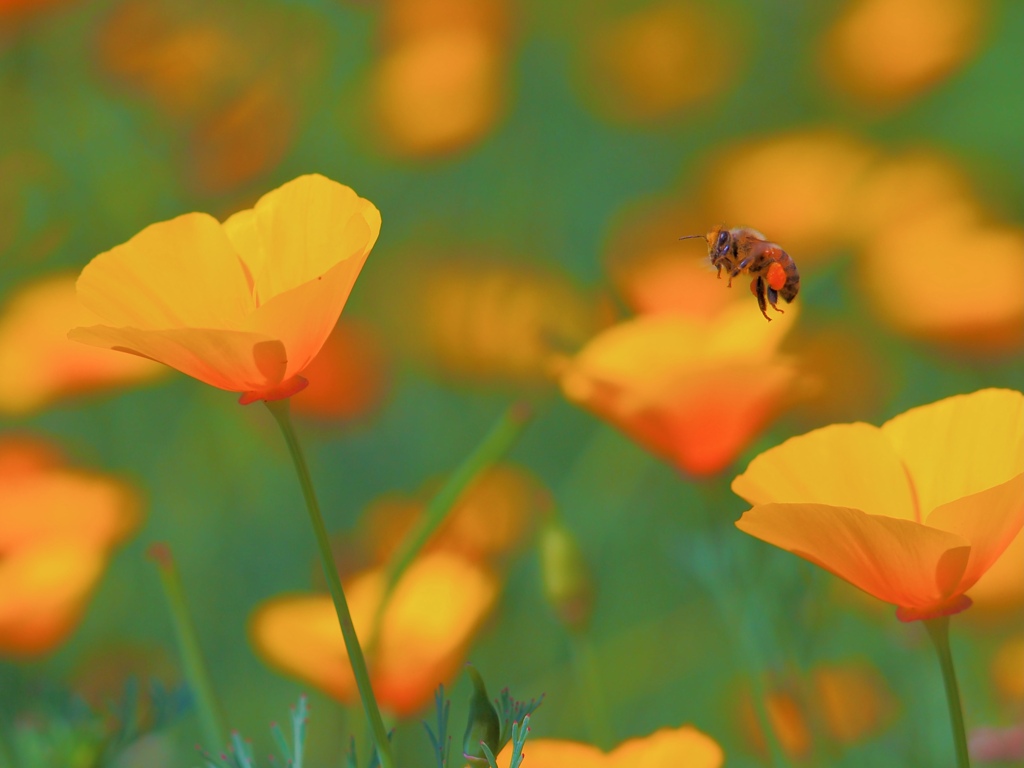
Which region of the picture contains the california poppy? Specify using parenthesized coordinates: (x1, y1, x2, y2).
(558, 302, 801, 477)
(69, 174, 381, 404)
(734, 389, 1024, 621)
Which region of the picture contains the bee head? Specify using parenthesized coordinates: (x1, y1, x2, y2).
(679, 225, 732, 261)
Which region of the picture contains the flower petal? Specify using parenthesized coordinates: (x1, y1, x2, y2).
(69, 325, 283, 393)
(222, 174, 381, 305)
(881, 388, 1024, 514)
(74, 213, 254, 330)
(926, 472, 1024, 593)
(239, 251, 372, 381)
(732, 423, 918, 521)
(736, 503, 971, 611)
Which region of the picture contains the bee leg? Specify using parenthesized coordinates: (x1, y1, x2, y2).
(753, 276, 771, 321)
(767, 286, 785, 314)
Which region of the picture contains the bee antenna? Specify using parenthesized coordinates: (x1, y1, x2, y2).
(678, 234, 705, 241)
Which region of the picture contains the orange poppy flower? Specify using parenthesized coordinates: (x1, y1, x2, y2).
(290, 319, 390, 422)
(251, 550, 498, 717)
(488, 725, 723, 768)
(558, 300, 801, 477)
(0, 437, 140, 656)
(69, 174, 381, 405)
(0, 273, 165, 414)
(734, 388, 1024, 621)
(576, 3, 735, 123)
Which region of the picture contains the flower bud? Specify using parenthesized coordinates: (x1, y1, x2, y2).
(539, 516, 594, 633)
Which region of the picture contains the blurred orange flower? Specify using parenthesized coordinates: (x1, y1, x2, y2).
(69, 174, 380, 405)
(383, 256, 602, 385)
(290, 319, 390, 422)
(700, 129, 876, 263)
(96, 0, 322, 191)
(859, 212, 1024, 352)
(734, 389, 1024, 621)
(741, 662, 895, 759)
(0, 437, 140, 656)
(362, 463, 545, 564)
(846, 152, 1024, 352)
(489, 724, 723, 768)
(576, 2, 735, 123)
(0, 273, 165, 414)
(370, 0, 511, 157)
(991, 635, 1024, 704)
(820, 0, 989, 107)
(558, 299, 801, 477)
(251, 550, 497, 716)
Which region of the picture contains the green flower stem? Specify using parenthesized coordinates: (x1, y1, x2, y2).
(147, 542, 227, 754)
(923, 616, 971, 768)
(265, 399, 394, 768)
(569, 634, 612, 749)
(373, 402, 532, 632)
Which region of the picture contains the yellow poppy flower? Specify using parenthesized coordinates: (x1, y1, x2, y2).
(734, 389, 1024, 621)
(70, 174, 380, 404)
(250, 550, 497, 717)
(488, 725, 723, 768)
(0, 437, 140, 656)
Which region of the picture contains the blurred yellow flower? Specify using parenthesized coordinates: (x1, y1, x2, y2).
(820, 0, 989, 106)
(576, 3, 734, 123)
(70, 174, 380, 405)
(363, 464, 545, 565)
(991, 635, 1024, 704)
(734, 389, 1024, 621)
(0, 273, 165, 414)
(859, 212, 1024, 353)
(700, 129, 876, 263)
(383, 256, 602, 385)
(370, 0, 510, 157)
(0, 437, 140, 656)
(489, 724, 723, 768)
(251, 551, 497, 716)
(849, 153, 1024, 352)
(559, 297, 801, 477)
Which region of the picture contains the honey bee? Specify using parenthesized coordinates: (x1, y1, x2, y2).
(680, 225, 800, 321)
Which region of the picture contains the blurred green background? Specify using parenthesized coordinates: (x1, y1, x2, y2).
(1, 0, 1023, 766)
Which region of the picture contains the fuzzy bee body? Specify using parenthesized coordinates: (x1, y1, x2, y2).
(683, 225, 800, 321)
